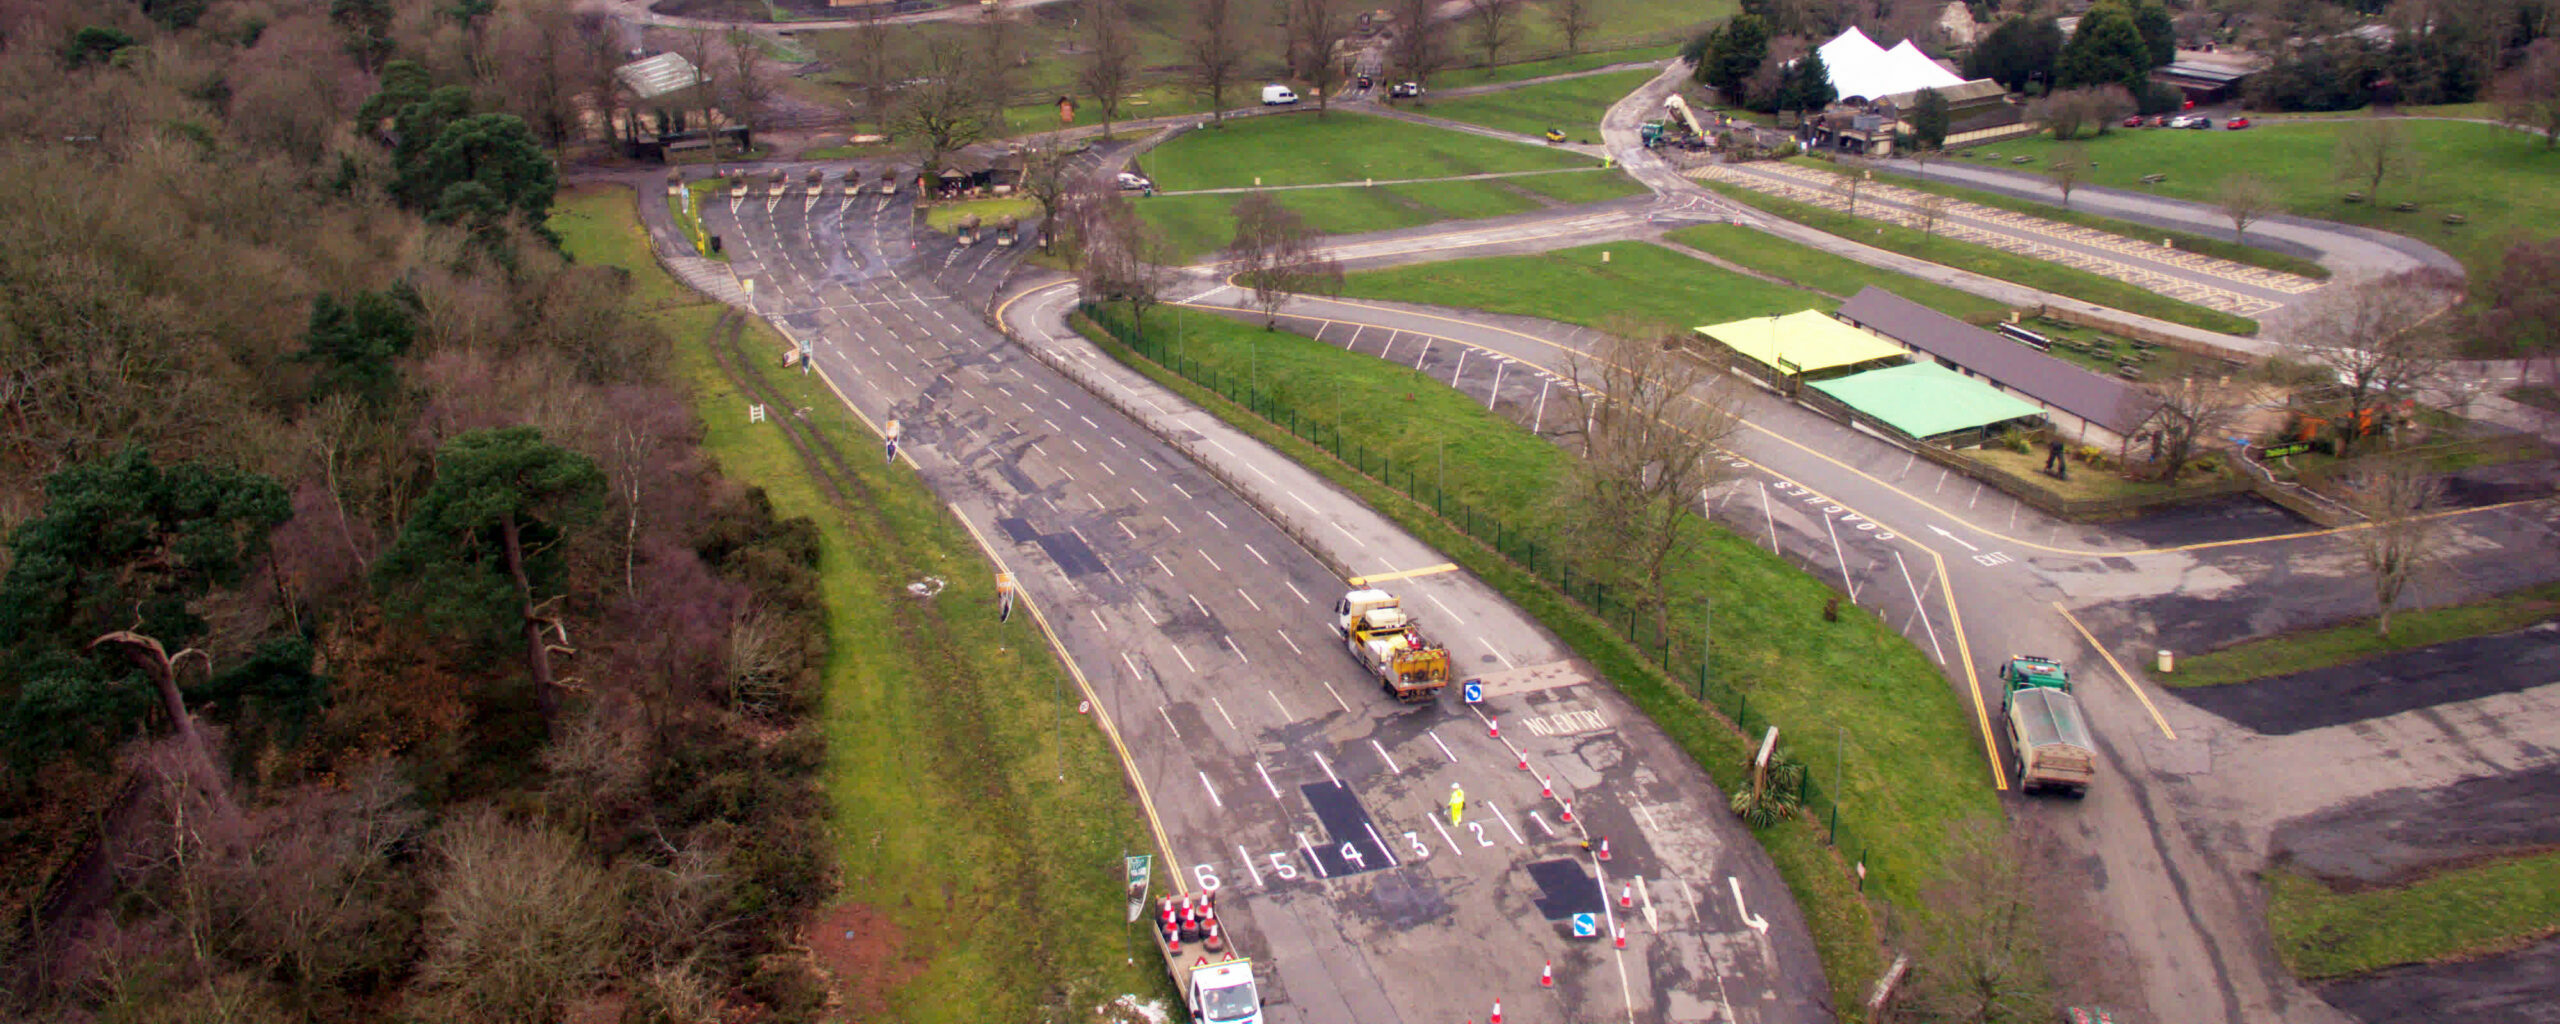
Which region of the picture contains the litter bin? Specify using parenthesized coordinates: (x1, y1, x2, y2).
(2156, 649, 2173, 674)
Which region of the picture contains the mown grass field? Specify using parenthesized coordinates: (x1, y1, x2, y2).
(1985, 120, 2560, 298)
(1699, 179, 2261, 335)
(1141, 111, 1593, 190)
(1083, 299, 2000, 1020)
(1335, 242, 1830, 333)
(2167, 581, 2560, 688)
(1136, 171, 1642, 259)
(1428, 44, 1683, 88)
(2268, 849, 2560, 979)
(1419, 69, 1660, 140)
(554, 187, 1165, 1021)
(1665, 223, 2014, 320)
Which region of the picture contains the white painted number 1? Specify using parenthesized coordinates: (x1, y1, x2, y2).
(1404, 831, 1430, 860)
(1193, 864, 1221, 892)
(1469, 822, 1494, 847)
(1267, 852, 1299, 880)
(1340, 842, 1367, 868)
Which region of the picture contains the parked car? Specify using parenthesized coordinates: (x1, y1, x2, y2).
(2186, 116, 2214, 129)
(1356, 74, 1373, 90)
(1116, 171, 1151, 191)
(1261, 84, 1298, 105)
(1391, 81, 1425, 98)
(2123, 114, 2145, 128)
(2165, 114, 2197, 128)
(2224, 116, 2251, 129)
(2148, 115, 2169, 127)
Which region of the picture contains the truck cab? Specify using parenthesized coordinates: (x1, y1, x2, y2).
(1336, 589, 1450, 702)
(1998, 655, 2095, 797)
(1182, 956, 1263, 1024)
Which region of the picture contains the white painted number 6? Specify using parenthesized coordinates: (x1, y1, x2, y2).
(1268, 852, 1300, 880)
(1404, 831, 1430, 860)
(1193, 863, 1221, 893)
(1469, 822, 1494, 847)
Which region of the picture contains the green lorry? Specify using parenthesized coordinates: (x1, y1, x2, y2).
(1999, 655, 2096, 797)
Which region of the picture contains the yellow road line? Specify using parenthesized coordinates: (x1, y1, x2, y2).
(951, 504, 1190, 895)
(2053, 600, 2178, 740)
(1347, 562, 1460, 586)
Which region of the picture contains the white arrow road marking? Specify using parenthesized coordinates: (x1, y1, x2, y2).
(1729, 875, 1769, 933)
(1927, 524, 1979, 552)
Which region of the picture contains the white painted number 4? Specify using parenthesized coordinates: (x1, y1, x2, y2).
(1193, 864, 1221, 892)
(1404, 831, 1430, 860)
(1340, 842, 1366, 868)
(1267, 852, 1300, 880)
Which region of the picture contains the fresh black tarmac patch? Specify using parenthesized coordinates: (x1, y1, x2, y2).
(2180, 621, 2560, 736)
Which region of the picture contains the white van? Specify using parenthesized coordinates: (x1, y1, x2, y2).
(1260, 84, 1298, 105)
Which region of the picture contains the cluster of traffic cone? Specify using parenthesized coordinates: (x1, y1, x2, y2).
(1158, 894, 1222, 953)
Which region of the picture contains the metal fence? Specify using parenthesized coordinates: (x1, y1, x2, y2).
(1085, 306, 1878, 885)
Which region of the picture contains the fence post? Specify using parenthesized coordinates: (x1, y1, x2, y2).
(1828, 803, 1838, 846)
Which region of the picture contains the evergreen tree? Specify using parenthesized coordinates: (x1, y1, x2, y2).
(1966, 16, 2064, 92)
(295, 288, 418, 408)
(2132, 0, 2176, 69)
(397, 113, 559, 242)
(1787, 48, 1838, 115)
(2059, 4, 2152, 92)
(1698, 14, 1773, 100)
(1908, 87, 1951, 149)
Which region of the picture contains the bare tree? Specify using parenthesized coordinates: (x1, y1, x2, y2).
(1552, 0, 1600, 55)
(2144, 359, 2250, 482)
(972, 0, 1023, 132)
(1915, 192, 1949, 237)
(2335, 118, 2421, 203)
(893, 36, 990, 181)
(493, 0, 588, 152)
(842, 1, 900, 135)
(1838, 171, 1864, 217)
(1187, 0, 1248, 122)
(1015, 136, 1075, 254)
(716, 28, 778, 155)
(682, 28, 723, 157)
(1227, 192, 1344, 326)
(1082, 191, 1179, 338)
(2494, 37, 2560, 149)
(412, 808, 622, 1024)
(2339, 457, 2447, 637)
(2046, 141, 2087, 207)
(1560, 326, 1739, 646)
(1079, 0, 1138, 137)
(1467, 0, 1523, 68)
(1900, 818, 2057, 1022)
(1288, 0, 1352, 115)
(2216, 172, 2278, 244)
(1389, 0, 1450, 91)
(2298, 269, 2460, 456)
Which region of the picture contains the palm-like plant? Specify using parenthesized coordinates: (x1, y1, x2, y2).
(1729, 749, 1808, 828)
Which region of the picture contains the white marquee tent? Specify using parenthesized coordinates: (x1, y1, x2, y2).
(1814, 27, 1966, 101)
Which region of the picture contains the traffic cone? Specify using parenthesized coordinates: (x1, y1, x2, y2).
(1491, 999, 1503, 1024)
(1488, 717, 1500, 739)
(1540, 778, 1553, 800)
(1614, 926, 1627, 950)
(1597, 837, 1612, 862)
(1518, 752, 1531, 772)
(1204, 922, 1225, 953)
(1620, 882, 1634, 909)
(1560, 801, 1574, 823)
(1540, 961, 1554, 988)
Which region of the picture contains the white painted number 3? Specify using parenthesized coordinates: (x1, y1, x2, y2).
(1193, 864, 1221, 892)
(1268, 852, 1299, 880)
(1404, 831, 1430, 860)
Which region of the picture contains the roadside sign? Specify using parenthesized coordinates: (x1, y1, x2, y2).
(996, 572, 1018, 623)
(1462, 679, 1483, 704)
(885, 419, 903, 463)
(1125, 855, 1152, 923)
(1570, 912, 1599, 938)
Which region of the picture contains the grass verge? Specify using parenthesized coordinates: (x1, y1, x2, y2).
(1429, 44, 1683, 87)
(925, 196, 1041, 232)
(1137, 178, 1554, 259)
(1141, 111, 1592, 190)
(1795, 159, 2331, 280)
(1337, 241, 1830, 332)
(555, 186, 1164, 1021)
(2267, 848, 2560, 979)
(1082, 301, 2005, 1019)
(1699, 179, 2261, 336)
(1665, 223, 2014, 320)
(2166, 581, 2560, 687)
(1417, 69, 1661, 141)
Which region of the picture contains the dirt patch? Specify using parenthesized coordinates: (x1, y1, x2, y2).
(2317, 933, 2560, 1024)
(2270, 763, 2560, 888)
(2179, 621, 2560, 736)
(805, 901, 925, 1018)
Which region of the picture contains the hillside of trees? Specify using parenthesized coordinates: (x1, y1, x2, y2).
(0, 1, 839, 1021)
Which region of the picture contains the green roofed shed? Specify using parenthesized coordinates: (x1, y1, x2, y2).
(1808, 362, 2047, 440)
(1695, 310, 1908, 377)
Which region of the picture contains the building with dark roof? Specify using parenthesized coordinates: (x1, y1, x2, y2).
(2151, 61, 2252, 106)
(1834, 287, 2162, 446)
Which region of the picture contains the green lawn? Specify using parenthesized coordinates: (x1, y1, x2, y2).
(1138, 178, 1563, 260)
(1666, 224, 2014, 320)
(1337, 241, 1833, 334)
(1438, 0, 1729, 75)
(1083, 300, 1995, 1021)
(1506, 168, 1653, 203)
(1427, 44, 1683, 88)
(1786, 159, 2331, 280)
(2166, 582, 2560, 688)
(925, 196, 1040, 232)
(1983, 120, 2560, 299)
(1141, 111, 1592, 190)
(555, 187, 1164, 1021)
(2268, 849, 2560, 979)
(1700, 180, 2261, 336)
(1419, 69, 1660, 141)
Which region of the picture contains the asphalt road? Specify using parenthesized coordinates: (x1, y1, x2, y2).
(660, 175, 1836, 1024)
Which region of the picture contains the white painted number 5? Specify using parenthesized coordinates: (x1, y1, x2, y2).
(1267, 852, 1299, 880)
(1193, 863, 1221, 893)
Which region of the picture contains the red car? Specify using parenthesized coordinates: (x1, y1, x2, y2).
(2123, 114, 2145, 128)
(2225, 116, 2252, 129)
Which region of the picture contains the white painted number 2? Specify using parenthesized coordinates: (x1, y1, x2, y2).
(1194, 863, 1221, 893)
(1470, 822, 1494, 847)
(1267, 852, 1300, 880)
(1404, 831, 1430, 860)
